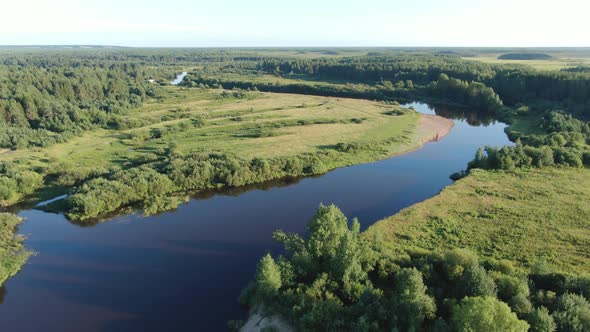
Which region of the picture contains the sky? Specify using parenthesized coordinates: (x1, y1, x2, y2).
(0, 0, 588, 47)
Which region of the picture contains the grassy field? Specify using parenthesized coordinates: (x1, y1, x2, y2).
(1, 87, 438, 204)
(2, 87, 420, 166)
(366, 167, 590, 274)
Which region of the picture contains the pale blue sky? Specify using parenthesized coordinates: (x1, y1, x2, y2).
(1, 0, 588, 47)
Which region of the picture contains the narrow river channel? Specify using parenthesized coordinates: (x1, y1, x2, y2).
(0, 103, 512, 331)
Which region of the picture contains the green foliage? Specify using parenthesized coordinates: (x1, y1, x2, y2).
(495, 273, 530, 301)
(444, 249, 479, 280)
(66, 166, 177, 220)
(528, 307, 557, 332)
(434, 73, 503, 111)
(242, 205, 380, 331)
(0, 166, 43, 206)
(542, 112, 590, 134)
(0, 213, 31, 286)
(307, 204, 350, 260)
(239, 205, 590, 331)
(460, 263, 497, 297)
(392, 268, 436, 330)
(468, 143, 587, 171)
(256, 254, 283, 296)
(451, 296, 529, 332)
(0, 54, 162, 149)
(553, 293, 590, 332)
(529, 307, 557, 332)
(142, 195, 187, 216)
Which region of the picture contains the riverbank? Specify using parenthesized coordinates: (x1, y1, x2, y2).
(0, 214, 30, 286)
(2, 89, 454, 220)
(239, 312, 293, 332)
(365, 167, 590, 274)
(418, 114, 454, 143)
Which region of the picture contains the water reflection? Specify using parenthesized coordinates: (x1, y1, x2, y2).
(429, 104, 499, 126)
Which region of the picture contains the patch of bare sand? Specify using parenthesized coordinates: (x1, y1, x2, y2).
(417, 114, 454, 144)
(240, 312, 293, 332)
(0, 149, 15, 157)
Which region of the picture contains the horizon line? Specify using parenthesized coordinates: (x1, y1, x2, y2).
(1, 45, 590, 49)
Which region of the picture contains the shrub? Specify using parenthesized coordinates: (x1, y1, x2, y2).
(451, 296, 529, 332)
(528, 307, 556, 332)
(553, 293, 590, 332)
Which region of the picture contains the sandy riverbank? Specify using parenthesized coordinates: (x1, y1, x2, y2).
(417, 113, 454, 144)
(240, 312, 293, 332)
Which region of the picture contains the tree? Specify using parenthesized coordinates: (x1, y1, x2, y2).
(307, 204, 350, 261)
(528, 307, 556, 332)
(509, 292, 533, 316)
(256, 254, 282, 295)
(444, 248, 479, 280)
(553, 293, 590, 332)
(332, 218, 368, 301)
(460, 263, 497, 297)
(451, 296, 529, 332)
(392, 268, 436, 330)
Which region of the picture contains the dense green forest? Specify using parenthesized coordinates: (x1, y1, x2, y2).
(0, 54, 169, 149)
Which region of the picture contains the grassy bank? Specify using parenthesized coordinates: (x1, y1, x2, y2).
(366, 167, 590, 274)
(236, 168, 590, 331)
(1, 88, 449, 219)
(0, 214, 30, 286)
(1, 89, 420, 168)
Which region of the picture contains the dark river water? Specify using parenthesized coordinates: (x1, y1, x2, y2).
(0, 103, 512, 332)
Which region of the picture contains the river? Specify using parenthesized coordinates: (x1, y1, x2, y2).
(0, 103, 512, 331)
(171, 72, 188, 85)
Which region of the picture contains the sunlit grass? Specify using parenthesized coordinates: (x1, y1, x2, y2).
(367, 167, 590, 274)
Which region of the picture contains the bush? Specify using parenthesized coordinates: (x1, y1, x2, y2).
(528, 307, 556, 332)
(460, 263, 497, 297)
(392, 268, 436, 330)
(553, 293, 590, 332)
(554, 148, 583, 168)
(444, 249, 479, 280)
(451, 296, 529, 332)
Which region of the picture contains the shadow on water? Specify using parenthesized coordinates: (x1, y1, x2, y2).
(0, 102, 513, 332)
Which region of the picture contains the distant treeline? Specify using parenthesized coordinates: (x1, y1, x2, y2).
(181, 53, 590, 117)
(254, 55, 590, 115)
(3, 51, 590, 150)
